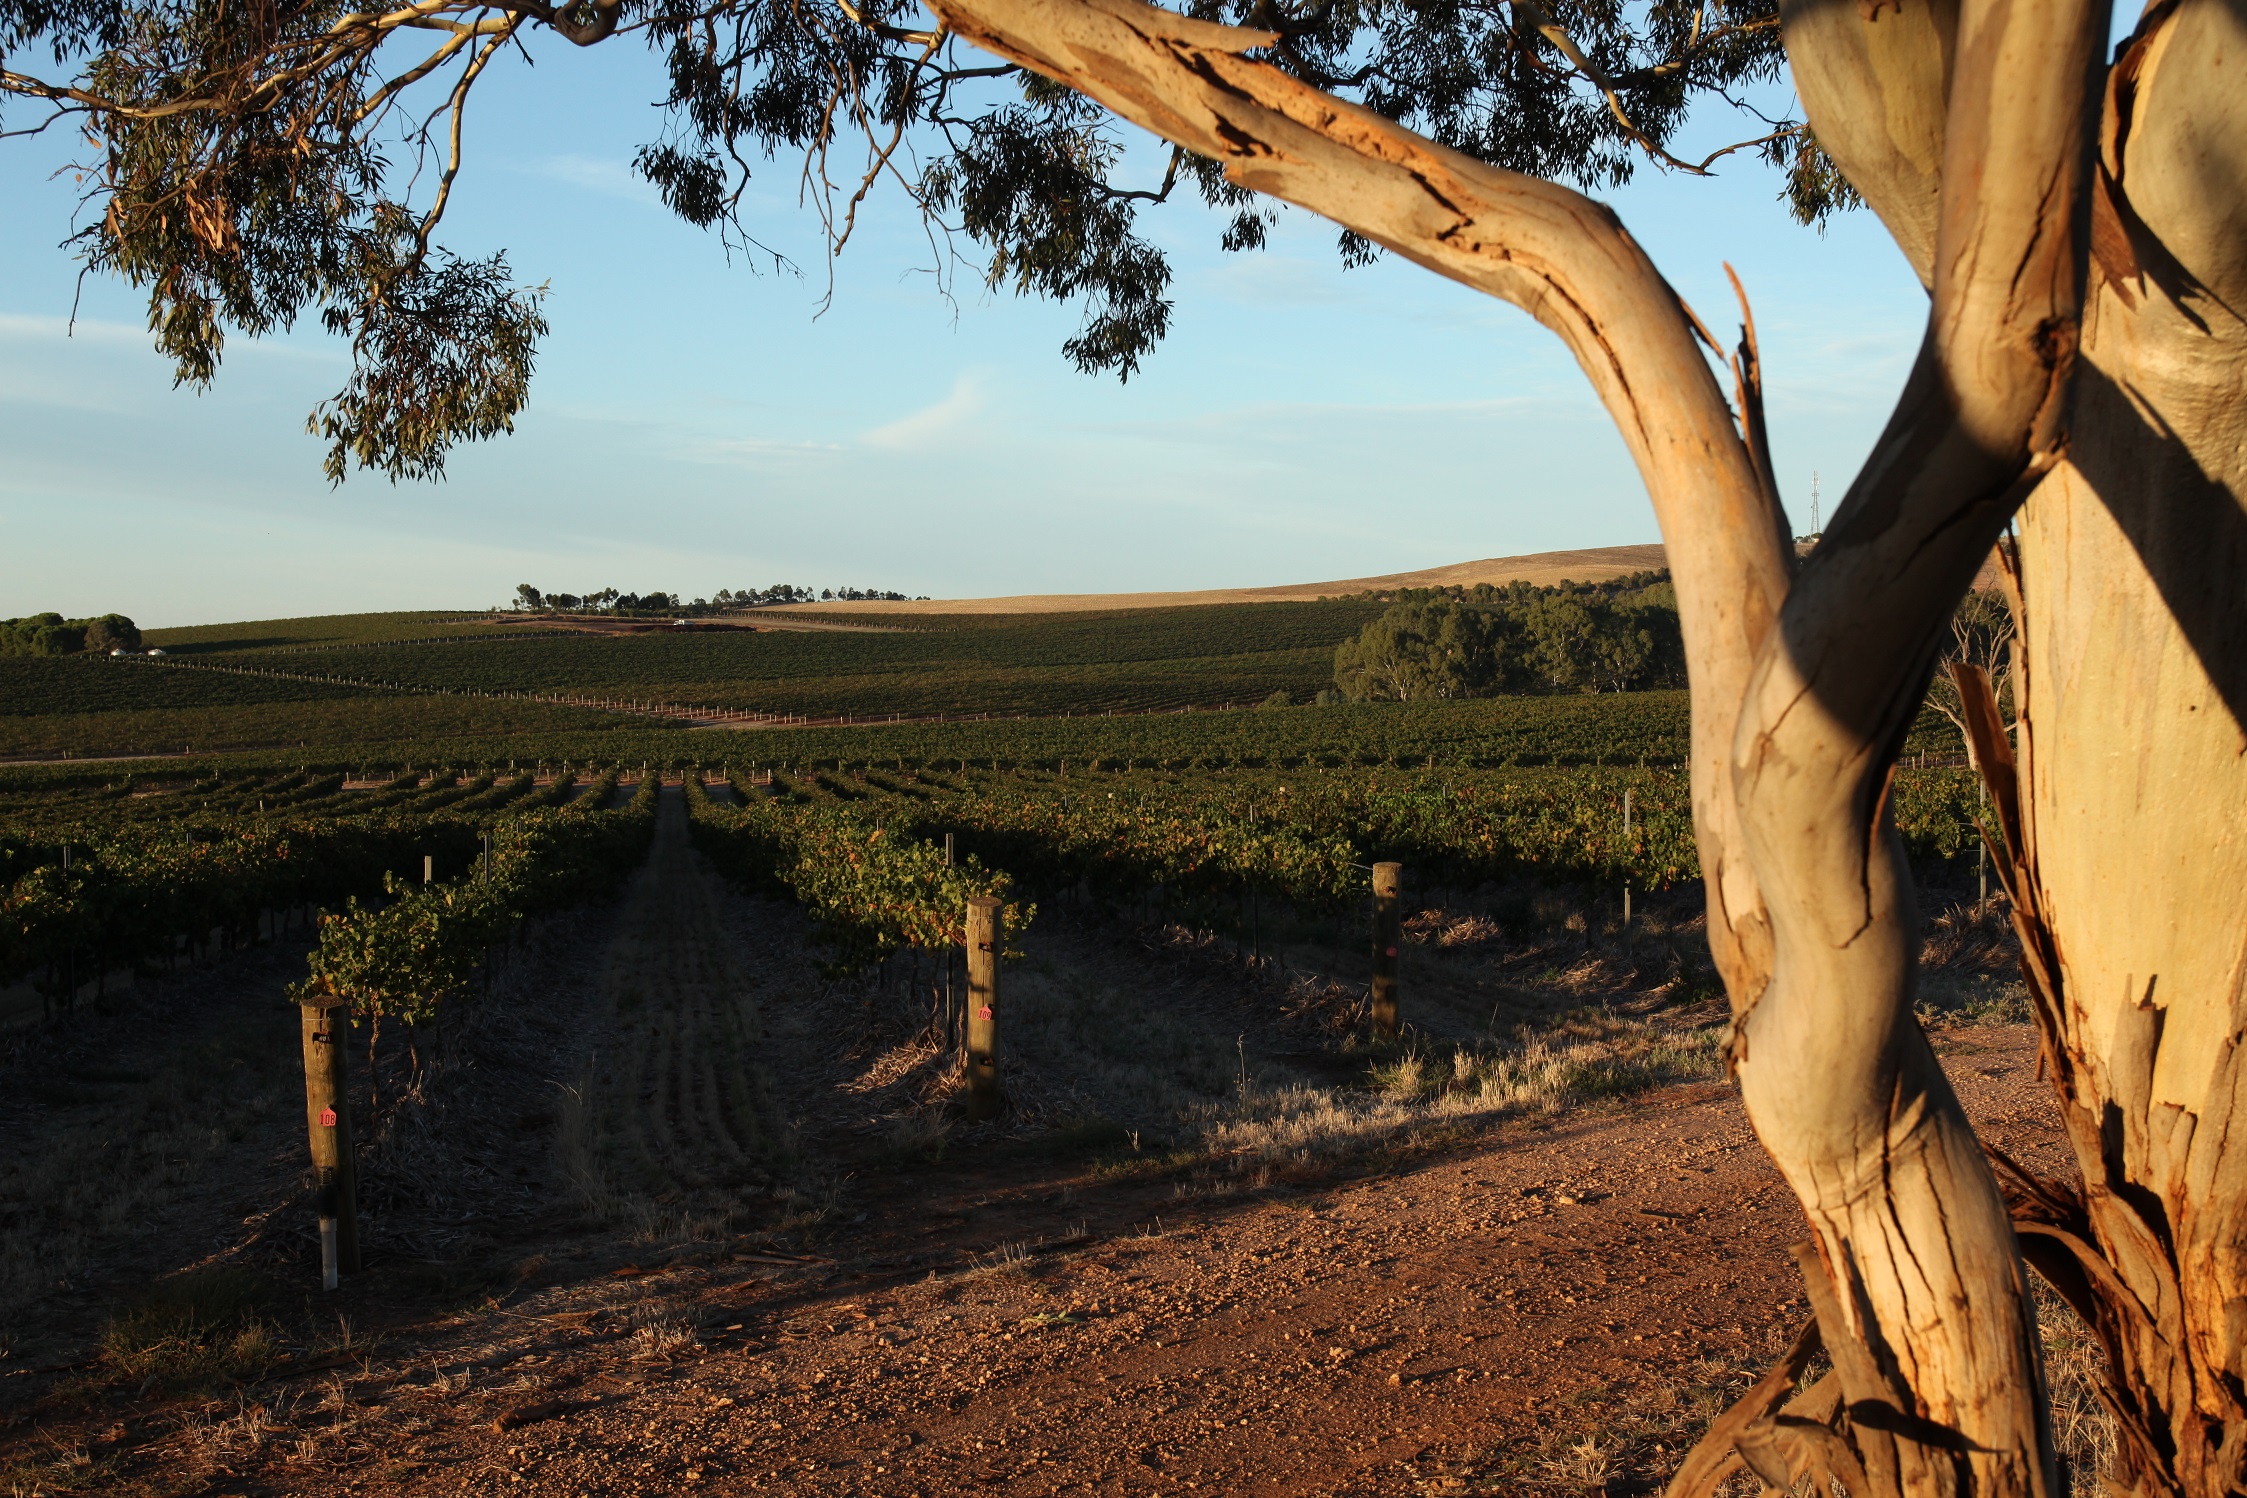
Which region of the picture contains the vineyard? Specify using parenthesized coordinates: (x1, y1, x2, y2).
(0, 686, 2038, 1498)
(668, 761, 1989, 983)
(1, 767, 654, 1020)
(0, 655, 652, 761)
(288, 772, 657, 1090)
(194, 600, 1388, 721)
(144, 611, 517, 654)
(3, 745, 1990, 1040)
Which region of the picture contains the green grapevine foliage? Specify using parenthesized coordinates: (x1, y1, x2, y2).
(685, 774, 1030, 974)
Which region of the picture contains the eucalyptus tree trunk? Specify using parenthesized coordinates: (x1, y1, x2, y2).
(906, 0, 2247, 1493)
(1994, 6, 2247, 1492)
(1785, 3, 2247, 1493)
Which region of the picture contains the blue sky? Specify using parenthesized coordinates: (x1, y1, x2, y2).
(0, 27, 1931, 628)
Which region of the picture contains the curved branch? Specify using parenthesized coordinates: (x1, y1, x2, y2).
(546, 0, 626, 46)
(837, 0, 946, 46)
(924, 0, 1795, 995)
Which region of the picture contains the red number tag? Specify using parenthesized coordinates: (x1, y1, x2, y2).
(978, 1006, 995, 1022)
(319, 1107, 338, 1128)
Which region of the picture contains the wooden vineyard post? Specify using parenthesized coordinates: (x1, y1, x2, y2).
(298, 997, 360, 1286)
(942, 835, 958, 1044)
(422, 854, 433, 886)
(1371, 862, 1402, 1039)
(964, 897, 1002, 1121)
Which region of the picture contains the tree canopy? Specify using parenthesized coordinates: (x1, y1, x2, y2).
(0, 0, 1824, 481)
(1332, 577, 1685, 700)
(0, 613, 142, 655)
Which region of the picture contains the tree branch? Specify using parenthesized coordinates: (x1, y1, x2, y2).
(921, 0, 1793, 996)
(1776, 0, 1954, 289)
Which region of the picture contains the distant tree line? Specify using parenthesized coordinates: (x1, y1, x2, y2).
(511, 583, 926, 614)
(2, 613, 142, 656)
(1330, 573, 1684, 701)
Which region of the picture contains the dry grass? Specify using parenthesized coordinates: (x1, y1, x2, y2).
(0, 1431, 118, 1497)
(72, 1267, 281, 1404)
(624, 1300, 704, 1360)
(1193, 1018, 1724, 1176)
(1396, 1348, 1772, 1495)
(1916, 898, 2032, 1027)
(2040, 1281, 2119, 1498)
(1423, 1285, 2119, 1497)
(793, 906, 1736, 1194)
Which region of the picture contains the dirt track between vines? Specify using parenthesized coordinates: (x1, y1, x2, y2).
(0, 793, 2069, 1498)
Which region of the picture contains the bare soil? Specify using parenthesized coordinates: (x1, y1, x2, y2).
(771, 546, 1673, 615)
(0, 794, 2067, 1498)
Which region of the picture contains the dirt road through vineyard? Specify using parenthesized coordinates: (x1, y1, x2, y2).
(564, 789, 784, 1228)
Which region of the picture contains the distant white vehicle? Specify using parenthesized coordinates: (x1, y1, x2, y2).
(146, 647, 167, 656)
(672, 618, 692, 628)
(110, 647, 128, 656)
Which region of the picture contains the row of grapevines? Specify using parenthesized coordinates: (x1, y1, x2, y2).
(0, 770, 637, 994)
(859, 773, 1362, 914)
(833, 763, 1989, 910)
(684, 773, 1030, 973)
(1, 814, 484, 991)
(288, 771, 656, 1031)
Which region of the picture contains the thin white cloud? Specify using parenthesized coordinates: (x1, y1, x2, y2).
(534, 154, 659, 205)
(1198, 254, 1361, 308)
(0, 311, 146, 344)
(0, 310, 341, 364)
(684, 435, 846, 466)
(861, 373, 989, 449)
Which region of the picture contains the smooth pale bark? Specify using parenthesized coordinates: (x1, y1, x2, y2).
(2004, 4, 2247, 1493)
(1778, 0, 1956, 289)
(921, 1, 2103, 1493)
(1729, 0, 2102, 1489)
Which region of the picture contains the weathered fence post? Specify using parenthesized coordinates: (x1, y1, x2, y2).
(1371, 861, 1402, 1039)
(965, 897, 1002, 1121)
(422, 854, 433, 886)
(298, 997, 360, 1286)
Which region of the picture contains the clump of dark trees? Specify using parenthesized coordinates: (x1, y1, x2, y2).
(2, 614, 143, 657)
(511, 583, 925, 614)
(1330, 572, 1683, 701)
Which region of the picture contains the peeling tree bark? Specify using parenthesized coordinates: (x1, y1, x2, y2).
(1779, 1, 2247, 1492)
(1996, 4, 2247, 1494)
(919, 0, 2123, 1494)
